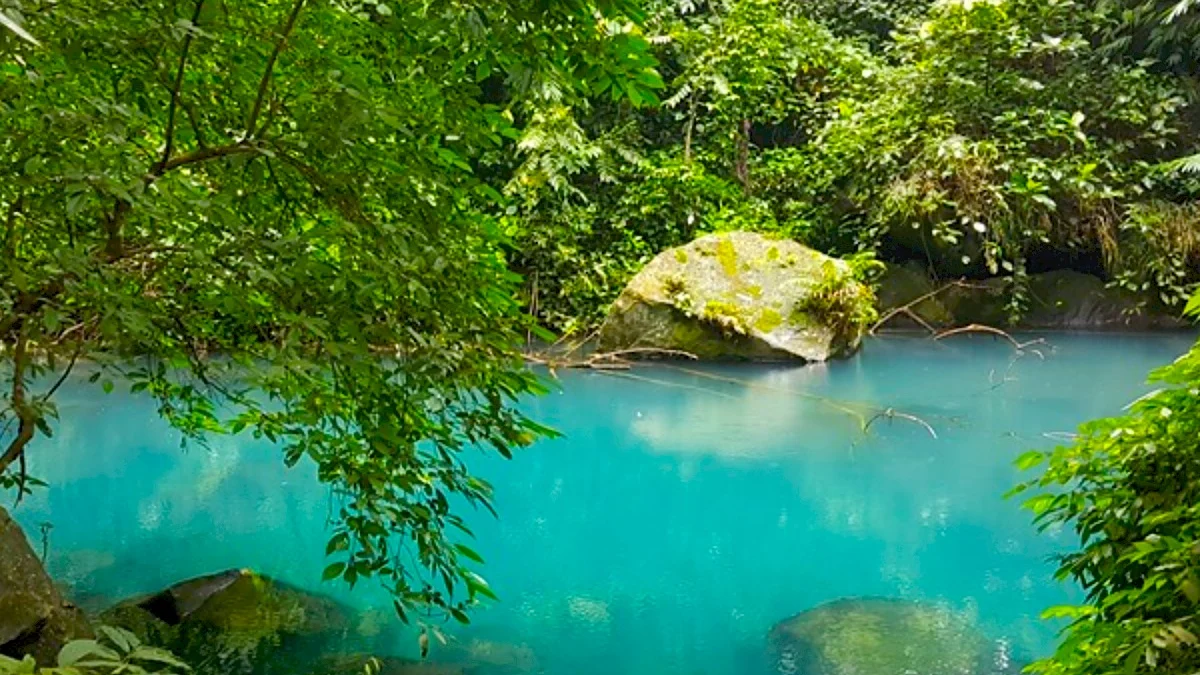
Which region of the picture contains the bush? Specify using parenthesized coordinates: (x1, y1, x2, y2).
(1013, 295, 1200, 674)
(0, 627, 188, 675)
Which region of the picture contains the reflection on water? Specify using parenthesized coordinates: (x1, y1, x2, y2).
(8, 333, 1196, 675)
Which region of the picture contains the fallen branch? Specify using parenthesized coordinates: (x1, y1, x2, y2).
(523, 346, 698, 372)
(933, 323, 1046, 352)
(863, 408, 938, 439)
(872, 279, 992, 334)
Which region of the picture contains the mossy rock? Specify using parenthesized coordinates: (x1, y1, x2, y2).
(769, 598, 1011, 675)
(0, 507, 93, 663)
(100, 569, 354, 675)
(314, 654, 466, 675)
(874, 261, 954, 327)
(875, 264, 1187, 330)
(1022, 270, 1187, 330)
(598, 231, 874, 361)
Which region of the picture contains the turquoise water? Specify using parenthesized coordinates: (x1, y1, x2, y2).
(8, 333, 1197, 674)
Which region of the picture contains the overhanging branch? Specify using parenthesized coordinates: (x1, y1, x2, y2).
(246, 0, 308, 137)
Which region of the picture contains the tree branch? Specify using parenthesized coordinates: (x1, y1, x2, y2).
(246, 0, 307, 137)
(156, 0, 208, 172)
(0, 332, 35, 479)
(105, 141, 261, 260)
(160, 141, 260, 172)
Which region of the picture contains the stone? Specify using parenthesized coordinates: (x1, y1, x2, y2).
(874, 260, 954, 328)
(598, 231, 873, 361)
(769, 598, 1014, 675)
(102, 569, 355, 675)
(876, 265, 1188, 330)
(0, 506, 92, 664)
(1021, 270, 1187, 330)
(314, 654, 466, 675)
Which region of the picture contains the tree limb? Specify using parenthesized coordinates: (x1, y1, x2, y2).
(246, 0, 307, 137)
(0, 332, 35, 479)
(156, 0, 208, 172)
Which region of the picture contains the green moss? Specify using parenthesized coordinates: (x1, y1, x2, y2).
(662, 275, 686, 297)
(701, 299, 750, 334)
(755, 308, 783, 333)
(716, 236, 739, 278)
(771, 598, 994, 675)
(767, 246, 780, 261)
(674, 249, 689, 264)
(796, 261, 878, 347)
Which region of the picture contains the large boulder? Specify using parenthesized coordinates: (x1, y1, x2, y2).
(0, 506, 93, 664)
(101, 569, 355, 675)
(769, 598, 1015, 675)
(598, 232, 874, 361)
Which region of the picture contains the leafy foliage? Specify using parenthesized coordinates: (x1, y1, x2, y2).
(0, 0, 658, 621)
(795, 254, 884, 345)
(507, 0, 1200, 332)
(0, 627, 189, 675)
(1012, 294, 1200, 674)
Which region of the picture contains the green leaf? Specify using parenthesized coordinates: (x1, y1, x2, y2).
(322, 562, 346, 581)
(449, 607, 471, 624)
(454, 544, 485, 564)
(0, 11, 39, 45)
(1185, 289, 1200, 319)
(128, 646, 190, 670)
(326, 532, 350, 555)
(1014, 450, 1045, 471)
(57, 640, 105, 667)
(98, 625, 137, 653)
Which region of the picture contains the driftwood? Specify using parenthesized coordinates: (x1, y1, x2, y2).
(871, 279, 994, 334)
(523, 346, 699, 372)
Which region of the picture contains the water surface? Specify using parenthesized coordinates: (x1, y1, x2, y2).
(10, 333, 1196, 674)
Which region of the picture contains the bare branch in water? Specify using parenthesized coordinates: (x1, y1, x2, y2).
(863, 408, 939, 439)
(872, 279, 993, 334)
(934, 323, 1046, 352)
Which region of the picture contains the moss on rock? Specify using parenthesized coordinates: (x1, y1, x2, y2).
(769, 598, 1011, 675)
(598, 232, 875, 361)
(100, 569, 355, 675)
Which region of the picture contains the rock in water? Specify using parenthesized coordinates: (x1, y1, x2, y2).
(0, 506, 93, 663)
(102, 569, 353, 675)
(598, 232, 874, 361)
(769, 598, 1010, 675)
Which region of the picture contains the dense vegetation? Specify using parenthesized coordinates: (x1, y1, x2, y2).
(0, 0, 659, 624)
(4, 1, 1200, 674)
(1015, 292, 1200, 675)
(505, 0, 1200, 332)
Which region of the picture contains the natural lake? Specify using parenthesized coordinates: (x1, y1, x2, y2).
(11, 333, 1197, 675)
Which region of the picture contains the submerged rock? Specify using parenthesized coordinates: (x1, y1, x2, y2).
(314, 654, 466, 675)
(598, 231, 874, 361)
(769, 598, 1012, 675)
(0, 506, 93, 663)
(101, 569, 354, 675)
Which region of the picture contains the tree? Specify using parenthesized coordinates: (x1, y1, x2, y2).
(0, 0, 660, 622)
(1013, 292, 1200, 674)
